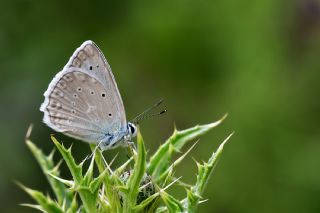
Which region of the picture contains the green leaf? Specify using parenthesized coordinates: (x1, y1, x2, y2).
(66, 196, 78, 213)
(97, 197, 112, 212)
(52, 136, 98, 213)
(22, 119, 230, 213)
(123, 131, 147, 212)
(146, 198, 161, 213)
(77, 187, 99, 212)
(91, 144, 106, 173)
(193, 133, 232, 195)
(51, 136, 83, 183)
(148, 115, 227, 182)
(160, 190, 183, 213)
(83, 151, 96, 185)
(185, 190, 201, 212)
(26, 140, 72, 205)
(114, 156, 133, 176)
(47, 173, 74, 188)
(155, 206, 167, 213)
(91, 145, 122, 212)
(18, 183, 64, 213)
(132, 193, 159, 213)
(20, 204, 44, 212)
(89, 169, 108, 193)
(157, 141, 198, 183)
(184, 132, 233, 212)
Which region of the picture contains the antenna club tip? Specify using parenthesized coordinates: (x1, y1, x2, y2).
(160, 110, 167, 114)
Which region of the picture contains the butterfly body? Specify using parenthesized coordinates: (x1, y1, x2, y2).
(99, 122, 137, 149)
(40, 40, 137, 150)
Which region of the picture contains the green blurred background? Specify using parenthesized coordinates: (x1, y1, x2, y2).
(1, 0, 320, 212)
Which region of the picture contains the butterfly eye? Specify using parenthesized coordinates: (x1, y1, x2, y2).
(130, 125, 134, 134)
(128, 123, 136, 135)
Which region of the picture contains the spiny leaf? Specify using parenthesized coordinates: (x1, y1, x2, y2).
(91, 145, 122, 212)
(20, 204, 45, 212)
(133, 176, 182, 213)
(97, 197, 112, 212)
(148, 115, 227, 182)
(83, 151, 96, 185)
(192, 132, 233, 195)
(160, 190, 183, 213)
(26, 140, 71, 205)
(114, 156, 133, 176)
(22, 119, 230, 213)
(157, 141, 198, 183)
(132, 193, 159, 213)
(77, 187, 99, 212)
(66, 196, 78, 213)
(91, 144, 106, 173)
(155, 206, 167, 213)
(123, 130, 147, 212)
(47, 173, 74, 188)
(18, 183, 64, 213)
(146, 198, 161, 213)
(185, 190, 201, 212)
(51, 136, 82, 183)
(52, 136, 99, 213)
(184, 132, 233, 212)
(89, 169, 108, 193)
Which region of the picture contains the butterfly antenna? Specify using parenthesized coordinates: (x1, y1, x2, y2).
(131, 99, 166, 124)
(143, 109, 167, 120)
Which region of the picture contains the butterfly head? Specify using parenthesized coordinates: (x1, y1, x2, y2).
(127, 122, 137, 138)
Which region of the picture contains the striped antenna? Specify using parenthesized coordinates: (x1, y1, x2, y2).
(131, 99, 167, 124)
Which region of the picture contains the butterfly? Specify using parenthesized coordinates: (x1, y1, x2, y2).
(40, 40, 141, 150)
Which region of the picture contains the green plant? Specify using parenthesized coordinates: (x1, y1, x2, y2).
(19, 115, 232, 213)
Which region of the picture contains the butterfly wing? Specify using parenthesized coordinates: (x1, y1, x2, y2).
(64, 40, 127, 127)
(40, 41, 127, 143)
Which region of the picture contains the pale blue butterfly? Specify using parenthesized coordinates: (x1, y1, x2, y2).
(40, 40, 144, 150)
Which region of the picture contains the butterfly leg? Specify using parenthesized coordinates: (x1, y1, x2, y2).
(127, 141, 136, 150)
(124, 141, 136, 158)
(123, 133, 136, 150)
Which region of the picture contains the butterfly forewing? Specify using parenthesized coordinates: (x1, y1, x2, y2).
(41, 41, 127, 143)
(64, 41, 126, 127)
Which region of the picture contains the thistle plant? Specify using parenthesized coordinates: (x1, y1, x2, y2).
(19, 115, 232, 213)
